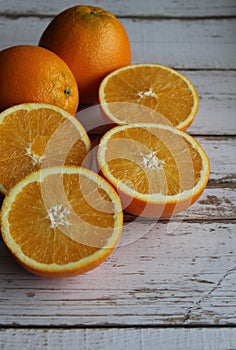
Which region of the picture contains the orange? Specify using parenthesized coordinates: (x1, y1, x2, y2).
(99, 64, 199, 130)
(0, 166, 123, 277)
(0, 103, 91, 195)
(0, 45, 79, 114)
(39, 5, 131, 105)
(97, 124, 210, 218)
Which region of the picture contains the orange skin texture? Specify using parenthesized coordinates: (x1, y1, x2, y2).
(0, 45, 79, 114)
(39, 5, 131, 105)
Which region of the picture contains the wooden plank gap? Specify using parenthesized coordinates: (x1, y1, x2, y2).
(1, 13, 236, 20)
(1, 324, 236, 330)
(207, 180, 236, 188)
(123, 217, 236, 223)
(177, 68, 236, 72)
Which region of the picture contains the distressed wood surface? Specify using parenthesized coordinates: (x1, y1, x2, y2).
(185, 72, 236, 136)
(1, 17, 236, 70)
(0, 328, 236, 350)
(0, 222, 235, 326)
(0, 0, 236, 348)
(1, 0, 236, 17)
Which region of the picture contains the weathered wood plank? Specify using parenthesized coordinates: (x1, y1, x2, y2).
(124, 187, 236, 222)
(77, 71, 236, 135)
(0, 222, 235, 326)
(1, 0, 236, 17)
(0, 327, 236, 350)
(185, 71, 236, 136)
(0, 17, 235, 69)
(130, 19, 236, 69)
(190, 137, 236, 185)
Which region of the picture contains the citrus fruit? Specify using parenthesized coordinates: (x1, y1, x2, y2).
(0, 103, 91, 195)
(0, 166, 123, 277)
(39, 5, 131, 105)
(99, 64, 199, 130)
(97, 124, 210, 218)
(0, 45, 79, 114)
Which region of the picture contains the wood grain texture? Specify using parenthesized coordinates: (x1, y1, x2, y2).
(1, 0, 236, 17)
(198, 137, 236, 185)
(186, 72, 236, 136)
(0, 328, 236, 350)
(0, 17, 235, 69)
(0, 222, 235, 326)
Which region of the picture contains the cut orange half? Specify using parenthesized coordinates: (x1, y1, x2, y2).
(0, 103, 91, 195)
(99, 64, 198, 130)
(0, 166, 123, 277)
(97, 124, 210, 218)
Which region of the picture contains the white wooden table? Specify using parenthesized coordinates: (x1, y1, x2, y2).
(0, 1, 236, 349)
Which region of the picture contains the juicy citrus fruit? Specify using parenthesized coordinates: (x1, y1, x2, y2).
(39, 5, 131, 105)
(0, 45, 79, 114)
(99, 64, 199, 130)
(0, 166, 123, 277)
(97, 124, 210, 218)
(0, 103, 91, 195)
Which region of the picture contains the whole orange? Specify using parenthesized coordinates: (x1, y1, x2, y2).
(39, 5, 132, 105)
(0, 45, 79, 114)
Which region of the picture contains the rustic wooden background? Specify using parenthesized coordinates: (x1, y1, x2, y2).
(0, 0, 236, 349)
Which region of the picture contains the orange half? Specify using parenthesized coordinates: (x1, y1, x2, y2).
(97, 123, 210, 218)
(0, 166, 123, 277)
(0, 103, 91, 194)
(99, 64, 199, 130)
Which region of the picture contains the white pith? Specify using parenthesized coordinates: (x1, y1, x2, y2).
(25, 144, 45, 166)
(138, 87, 158, 100)
(47, 204, 71, 228)
(141, 151, 164, 170)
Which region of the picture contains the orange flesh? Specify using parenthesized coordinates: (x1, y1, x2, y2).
(0, 108, 88, 192)
(103, 127, 203, 196)
(7, 173, 117, 265)
(102, 66, 195, 127)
